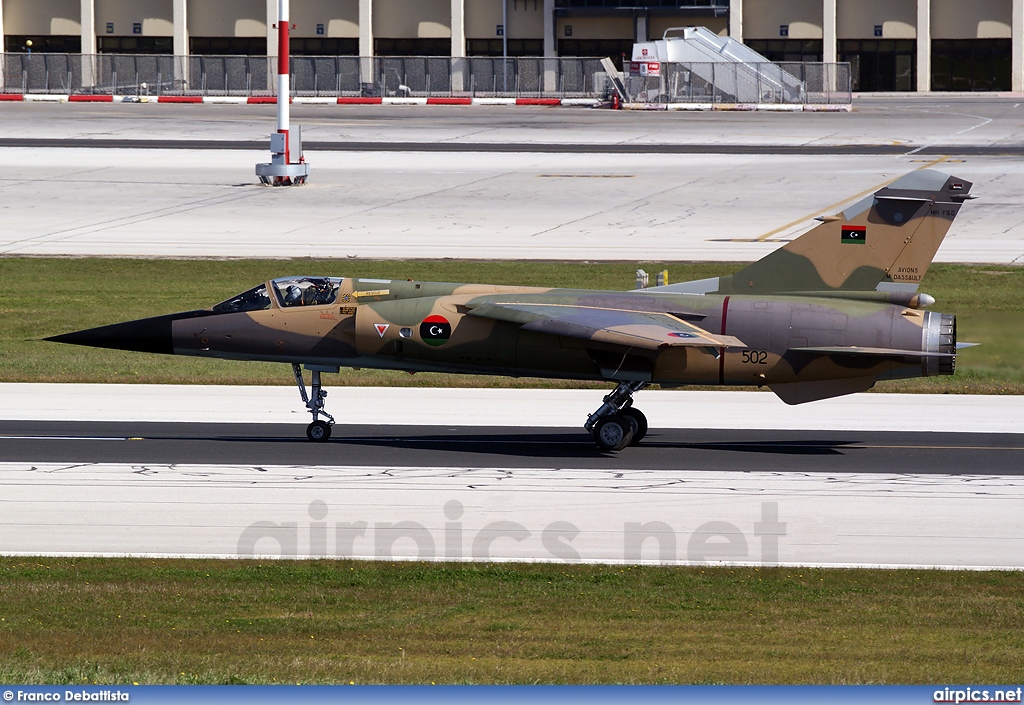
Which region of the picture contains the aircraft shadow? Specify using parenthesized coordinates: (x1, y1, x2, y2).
(199, 431, 856, 458)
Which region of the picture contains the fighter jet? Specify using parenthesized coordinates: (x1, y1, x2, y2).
(47, 169, 973, 451)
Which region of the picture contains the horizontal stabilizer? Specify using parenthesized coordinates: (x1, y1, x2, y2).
(468, 301, 745, 351)
(788, 346, 954, 358)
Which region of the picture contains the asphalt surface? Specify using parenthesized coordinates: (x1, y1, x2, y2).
(2, 137, 1023, 155)
(3, 96, 1022, 262)
(1, 421, 1021, 474)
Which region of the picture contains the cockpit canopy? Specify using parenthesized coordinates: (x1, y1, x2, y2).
(272, 277, 343, 307)
(212, 277, 343, 313)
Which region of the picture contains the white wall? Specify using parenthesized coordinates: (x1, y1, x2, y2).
(187, 0, 264, 37)
(96, 0, 171, 36)
(3, 0, 80, 34)
(373, 0, 450, 38)
(743, 0, 822, 39)
(291, 0, 358, 38)
(932, 0, 1011, 39)
(650, 15, 727, 38)
(837, 0, 916, 39)
(556, 16, 631, 40)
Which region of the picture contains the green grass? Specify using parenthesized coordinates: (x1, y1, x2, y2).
(1, 258, 1022, 392)
(1, 558, 1022, 684)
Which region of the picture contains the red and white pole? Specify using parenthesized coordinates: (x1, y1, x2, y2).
(276, 0, 290, 164)
(255, 0, 308, 184)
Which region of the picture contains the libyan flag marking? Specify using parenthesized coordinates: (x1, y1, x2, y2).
(841, 225, 866, 244)
(419, 315, 452, 346)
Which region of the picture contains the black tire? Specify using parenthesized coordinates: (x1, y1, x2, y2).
(593, 415, 635, 452)
(306, 420, 332, 442)
(620, 407, 648, 445)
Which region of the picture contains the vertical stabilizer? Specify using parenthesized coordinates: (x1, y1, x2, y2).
(716, 169, 972, 295)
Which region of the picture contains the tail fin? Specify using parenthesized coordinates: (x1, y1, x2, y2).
(662, 169, 973, 296)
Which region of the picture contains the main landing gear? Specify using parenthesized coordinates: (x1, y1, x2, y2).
(292, 364, 335, 442)
(584, 381, 649, 452)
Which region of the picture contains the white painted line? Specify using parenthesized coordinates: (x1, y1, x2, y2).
(1, 384, 1021, 433)
(667, 103, 713, 111)
(382, 97, 429, 106)
(804, 104, 853, 112)
(471, 98, 516, 105)
(292, 96, 339, 105)
(23, 94, 68, 103)
(904, 109, 994, 157)
(202, 96, 249, 105)
(757, 104, 804, 112)
(560, 98, 601, 107)
(1, 462, 1020, 568)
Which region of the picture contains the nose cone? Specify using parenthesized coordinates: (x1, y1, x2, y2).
(45, 310, 213, 355)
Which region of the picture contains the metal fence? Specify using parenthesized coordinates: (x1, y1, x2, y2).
(0, 53, 850, 104)
(624, 61, 852, 104)
(0, 53, 612, 99)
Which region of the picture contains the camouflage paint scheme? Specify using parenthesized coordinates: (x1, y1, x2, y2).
(48, 170, 970, 406)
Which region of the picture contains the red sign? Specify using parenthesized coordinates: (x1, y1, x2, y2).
(629, 61, 661, 77)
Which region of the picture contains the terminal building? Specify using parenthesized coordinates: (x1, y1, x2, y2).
(1, 0, 1022, 91)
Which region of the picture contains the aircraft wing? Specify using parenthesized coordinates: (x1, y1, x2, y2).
(467, 302, 745, 350)
(788, 346, 954, 358)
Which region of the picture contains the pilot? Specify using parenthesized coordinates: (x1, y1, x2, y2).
(284, 285, 303, 306)
(311, 280, 335, 305)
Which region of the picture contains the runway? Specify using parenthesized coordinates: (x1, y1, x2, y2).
(0, 389, 1022, 569)
(1, 421, 1022, 473)
(0, 423, 1021, 568)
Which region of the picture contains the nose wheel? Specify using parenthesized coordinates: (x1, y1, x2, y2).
(585, 381, 648, 451)
(292, 364, 336, 442)
(306, 420, 332, 442)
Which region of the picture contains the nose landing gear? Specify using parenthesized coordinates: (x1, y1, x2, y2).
(292, 364, 336, 442)
(584, 381, 649, 451)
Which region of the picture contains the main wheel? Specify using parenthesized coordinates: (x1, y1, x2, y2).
(593, 415, 635, 452)
(620, 407, 648, 445)
(306, 420, 332, 442)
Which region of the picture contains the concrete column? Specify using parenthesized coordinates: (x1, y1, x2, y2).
(359, 0, 373, 92)
(1014, 0, 1024, 91)
(543, 0, 555, 57)
(636, 12, 647, 43)
(0, 0, 5, 90)
(81, 0, 97, 54)
(451, 0, 465, 57)
(451, 0, 465, 93)
(173, 0, 188, 87)
(729, 0, 742, 41)
(267, 0, 278, 58)
(823, 0, 837, 63)
(360, 0, 373, 57)
(80, 0, 97, 88)
(543, 0, 556, 92)
(173, 0, 188, 56)
(916, 0, 930, 92)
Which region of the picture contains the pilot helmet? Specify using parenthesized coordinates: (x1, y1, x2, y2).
(284, 284, 302, 304)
